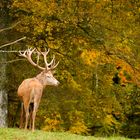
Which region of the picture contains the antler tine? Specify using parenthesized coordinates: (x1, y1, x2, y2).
(19, 50, 27, 58)
(40, 48, 50, 70)
(48, 55, 55, 66)
(47, 55, 59, 70)
(51, 61, 59, 70)
(27, 48, 36, 56)
(40, 48, 50, 56)
(36, 50, 41, 65)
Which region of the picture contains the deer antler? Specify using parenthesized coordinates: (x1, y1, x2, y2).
(49, 55, 59, 70)
(19, 48, 59, 71)
(38, 48, 59, 70)
(19, 48, 45, 70)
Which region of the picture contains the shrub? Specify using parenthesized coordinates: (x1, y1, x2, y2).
(68, 110, 89, 135)
(42, 112, 63, 131)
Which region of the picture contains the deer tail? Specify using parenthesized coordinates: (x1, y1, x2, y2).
(29, 88, 35, 103)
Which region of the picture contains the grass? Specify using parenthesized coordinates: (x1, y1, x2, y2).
(0, 128, 138, 140)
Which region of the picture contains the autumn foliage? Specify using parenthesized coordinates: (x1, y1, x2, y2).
(0, 0, 140, 138)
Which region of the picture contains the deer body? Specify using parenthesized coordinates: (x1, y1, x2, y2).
(18, 48, 59, 131)
(18, 78, 43, 100)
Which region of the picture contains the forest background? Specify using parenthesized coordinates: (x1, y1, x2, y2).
(0, 0, 140, 138)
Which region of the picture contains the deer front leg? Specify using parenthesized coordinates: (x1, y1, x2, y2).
(32, 102, 39, 132)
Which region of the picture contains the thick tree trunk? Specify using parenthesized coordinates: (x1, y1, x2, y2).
(0, 90, 8, 127)
(0, 0, 9, 127)
(0, 53, 8, 127)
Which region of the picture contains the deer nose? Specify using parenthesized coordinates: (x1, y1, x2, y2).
(57, 81, 60, 85)
(55, 80, 60, 86)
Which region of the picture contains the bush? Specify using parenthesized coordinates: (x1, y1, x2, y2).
(42, 112, 63, 132)
(68, 110, 89, 135)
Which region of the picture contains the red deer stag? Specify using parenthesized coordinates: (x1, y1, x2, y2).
(18, 48, 59, 131)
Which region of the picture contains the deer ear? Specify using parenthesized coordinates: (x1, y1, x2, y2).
(41, 71, 45, 75)
(52, 70, 56, 74)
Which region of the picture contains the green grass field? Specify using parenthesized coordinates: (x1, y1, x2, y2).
(0, 128, 138, 140)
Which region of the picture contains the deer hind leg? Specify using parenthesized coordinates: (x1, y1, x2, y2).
(23, 100, 30, 130)
(29, 103, 34, 129)
(19, 102, 24, 128)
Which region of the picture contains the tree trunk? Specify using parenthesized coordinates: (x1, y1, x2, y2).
(0, 52, 8, 127)
(0, 0, 9, 127)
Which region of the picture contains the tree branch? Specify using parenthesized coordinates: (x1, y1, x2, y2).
(0, 22, 20, 33)
(0, 58, 26, 64)
(0, 36, 26, 49)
